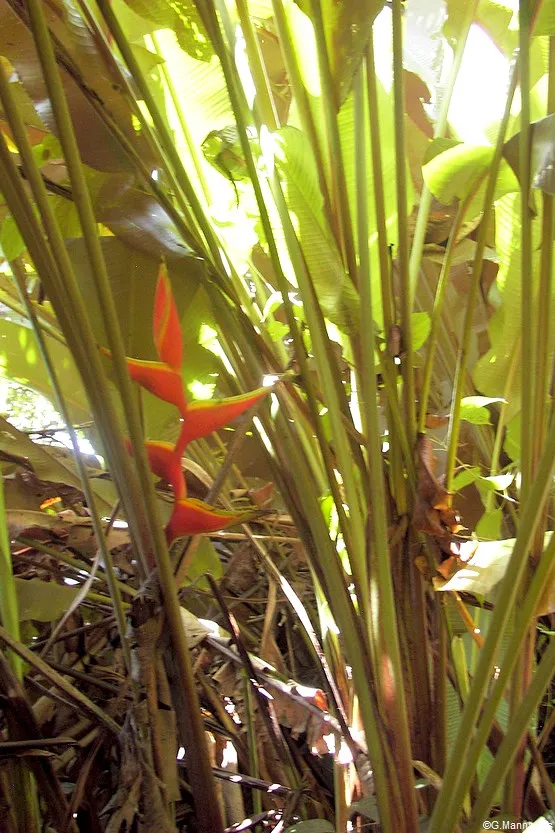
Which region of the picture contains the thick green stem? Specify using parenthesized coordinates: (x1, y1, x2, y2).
(354, 67, 419, 833)
(10, 260, 131, 673)
(467, 632, 555, 830)
(235, 0, 279, 130)
(444, 64, 518, 492)
(429, 417, 555, 831)
(306, 0, 358, 283)
(392, 0, 416, 444)
(418, 202, 466, 433)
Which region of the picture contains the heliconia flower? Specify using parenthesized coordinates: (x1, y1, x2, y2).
(166, 497, 256, 544)
(145, 441, 187, 501)
(101, 349, 188, 415)
(153, 262, 182, 372)
(124, 439, 187, 500)
(176, 387, 270, 455)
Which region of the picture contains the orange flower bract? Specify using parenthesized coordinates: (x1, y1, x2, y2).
(102, 260, 271, 547)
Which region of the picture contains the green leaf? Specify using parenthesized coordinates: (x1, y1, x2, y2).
(284, 823, 335, 833)
(275, 126, 359, 332)
(267, 320, 289, 342)
(183, 537, 223, 589)
(459, 396, 504, 425)
(0, 317, 90, 426)
(478, 472, 514, 492)
(451, 466, 481, 492)
(504, 412, 520, 463)
(475, 507, 503, 541)
(412, 312, 431, 350)
(0, 417, 114, 514)
(444, 0, 513, 46)
(119, 0, 213, 61)
(318, 0, 386, 107)
(15, 577, 80, 622)
(473, 191, 555, 417)
(422, 143, 519, 218)
(0, 215, 26, 261)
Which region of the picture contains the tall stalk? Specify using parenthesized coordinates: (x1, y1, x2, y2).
(392, 0, 416, 442)
(429, 413, 555, 831)
(444, 63, 518, 491)
(354, 66, 419, 832)
(408, 0, 478, 304)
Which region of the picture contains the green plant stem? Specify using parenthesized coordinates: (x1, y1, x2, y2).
(0, 469, 22, 680)
(271, 0, 334, 230)
(506, 4, 534, 812)
(408, 0, 477, 304)
(467, 635, 555, 831)
(235, 0, 279, 130)
(533, 36, 555, 480)
(365, 36, 395, 332)
(0, 54, 153, 581)
(149, 32, 212, 205)
(0, 468, 38, 833)
(10, 260, 131, 673)
(354, 66, 419, 832)
(418, 201, 467, 433)
(94, 0, 225, 273)
(444, 63, 518, 492)
(198, 1, 367, 588)
(429, 417, 555, 832)
(306, 0, 357, 284)
(519, 0, 534, 500)
(26, 0, 173, 569)
(392, 0, 416, 444)
(486, 337, 520, 513)
(20, 6, 224, 825)
(244, 676, 262, 815)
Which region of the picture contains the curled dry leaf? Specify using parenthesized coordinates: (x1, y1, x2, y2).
(425, 414, 450, 429)
(413, 435, 462, 539)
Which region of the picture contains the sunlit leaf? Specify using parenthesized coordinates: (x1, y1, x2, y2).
(318, 0, 386, 107)
(459, 396, 505, 425)
(422, 143, 519, 220)
(274, 126, 359, 332)
(435, 533, 553, 604)
(478, 472, 514, 492)
(0, 214, 26, 261)
(120, 0, 212, 60)
(412, 311, 431, 351)
(443, 0, 513, 46)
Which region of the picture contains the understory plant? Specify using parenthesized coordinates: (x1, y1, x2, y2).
(0, 0, 552, 831)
